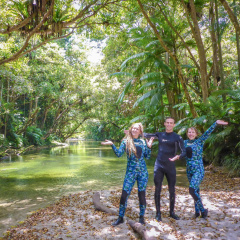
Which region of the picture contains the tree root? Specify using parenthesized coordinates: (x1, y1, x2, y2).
(127, 220, 157, 240)
(92, 192, 118, 215)
(92, 191, 157, 240)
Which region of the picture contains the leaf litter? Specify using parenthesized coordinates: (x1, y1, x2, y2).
(2, 168, 240, 240)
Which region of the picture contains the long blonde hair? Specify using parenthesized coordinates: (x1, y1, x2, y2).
(125, 123, 144, 157)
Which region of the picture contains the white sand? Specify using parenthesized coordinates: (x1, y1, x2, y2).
(3, 169, 240, 240)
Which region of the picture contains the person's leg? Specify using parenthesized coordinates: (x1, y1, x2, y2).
(165, 167, 179, 220)
(194, 188, 200, 217)
(137, 170, 148, 224)
(189, 171, 207, 218)
(112, 171, 136, 226)
(118, 190, 129, 217)
(187, 171, 200, 217)
(154, 167, 164, 221)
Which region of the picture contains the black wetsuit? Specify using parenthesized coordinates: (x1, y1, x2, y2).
(144, 132, 186, 215)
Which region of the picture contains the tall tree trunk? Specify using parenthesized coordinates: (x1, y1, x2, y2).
(4, 78, 10, 139)
(137, 0, 198, 118)
(209, 0, 220, 86)
(233, 0, 240, 78)
(32, 96, 39, 125)
(215, 0, 226, 103)
(0, 81, 3, 107)
(188, 0, 209, 102)
(164, 52, 178, 120)
(165, 85, 177, 120)
(28, 94, 33, 119)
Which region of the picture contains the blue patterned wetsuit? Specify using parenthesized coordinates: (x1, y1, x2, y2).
(112, 138, 151, 217)
(184, 122, 217, 214)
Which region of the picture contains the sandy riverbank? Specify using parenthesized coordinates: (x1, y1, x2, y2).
(2, 168, 240, 240)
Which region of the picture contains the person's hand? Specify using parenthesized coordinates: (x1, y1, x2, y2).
(101, 140, 113, 145)
(146, 137, 154, 148)
(124, 130, 129, 135)
(216, 120, 228, 125)
(169, 155, 179, 161)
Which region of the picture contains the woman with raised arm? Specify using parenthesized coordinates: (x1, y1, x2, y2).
(170, 120, 228, 219)
(101, 123, 154, 226)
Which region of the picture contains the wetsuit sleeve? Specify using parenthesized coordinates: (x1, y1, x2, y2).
(143, 132, 158, 139)
(197, 122, 217, 145)
(143, 140, 151, 160)
(111, 140, 126, 157)
(178, 135, 186, 159)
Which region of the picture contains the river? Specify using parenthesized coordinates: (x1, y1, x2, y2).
(0, 141, 188, 236)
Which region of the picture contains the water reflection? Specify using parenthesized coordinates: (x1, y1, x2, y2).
(0, 141, 188, 236)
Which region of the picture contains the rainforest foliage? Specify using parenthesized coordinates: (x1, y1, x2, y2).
(0, 0, 239, 175)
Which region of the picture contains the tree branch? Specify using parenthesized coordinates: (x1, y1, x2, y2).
(0, 0, 55, 65)
(0, 17, 32, 34)
(219, 0, 240, 35)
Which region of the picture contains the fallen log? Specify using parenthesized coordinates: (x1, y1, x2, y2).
(127, 220, 157, 240)
(17, 145, 35, 155)
(92, 192, 118, 215)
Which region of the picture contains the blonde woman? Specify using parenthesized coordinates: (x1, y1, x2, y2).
(101, 123, 154, 226)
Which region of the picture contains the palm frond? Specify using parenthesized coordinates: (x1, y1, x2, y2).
(140, 72, 161, 81)
(175, 117, 191, 127)
(192, 115, 207, 125)
(173, 103, 188, 111)
(130, 115, 147, 123)
(133, 55, 155, 76)
(145, 40, 160, 49)
(117, 78, 133, 103)
(150, 92, 162, 106)
(181, 64, 196, 69)
(110, 72, 133, 78)
(120, 52, 152, 70)
(154, 58, 173, 74)
(133, 89, 156, 108)
(138, 82, 159, 91)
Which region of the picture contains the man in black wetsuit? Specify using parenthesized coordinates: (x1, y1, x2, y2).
(144, 117, 186, 221)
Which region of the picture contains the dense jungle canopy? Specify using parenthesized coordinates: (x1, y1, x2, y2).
(0, 0, 239, 175)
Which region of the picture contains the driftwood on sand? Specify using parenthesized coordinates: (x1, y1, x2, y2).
(93, 191, 156, 240)
(92, 191, 118, 215)
(127, 219, 157, 240)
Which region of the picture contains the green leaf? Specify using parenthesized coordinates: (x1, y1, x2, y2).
(110, 72, 133, 78)
(120, 52, 152, 70)
(133, 90, 156, 108)
(130, 115, 147, 123)
(181, 64, 196, 69)
(117, 79, 133, 103)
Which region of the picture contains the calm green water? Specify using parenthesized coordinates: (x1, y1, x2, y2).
(0, 141, 188, 236)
